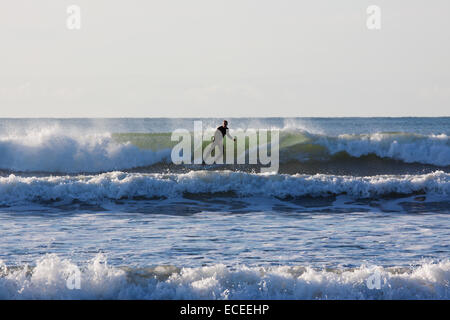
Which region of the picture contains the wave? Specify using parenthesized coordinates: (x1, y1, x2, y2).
(0, 171, 448, 206)
(312, 132, 450, 166)
(0, 128, 448, 173)
(115, 130, 450, 167)
(0, 128, 171, 173)
(0, 254, 448, 299)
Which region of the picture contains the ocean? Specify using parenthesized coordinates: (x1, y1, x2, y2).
(0, 117, 448, 299)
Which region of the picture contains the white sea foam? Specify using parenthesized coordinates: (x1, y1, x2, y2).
(0, 127, 170, 173)
(317, 132, 450, 166)
(0, 254, 448, 299)
(0, 171, 448, 205)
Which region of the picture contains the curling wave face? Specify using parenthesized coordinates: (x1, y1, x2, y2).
(0, 254, 448, 299)
(0, 128, 448, 174)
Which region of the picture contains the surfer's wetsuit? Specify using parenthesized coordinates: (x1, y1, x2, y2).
(217, 125, 233, 139)
(203, 126, 234, 164)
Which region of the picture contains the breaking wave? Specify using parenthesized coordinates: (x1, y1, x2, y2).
(0, 128, 171, 173)
(0, 254, 448, 299)
(0, 128, 448, 174)
(0, 170, 448, 206)
(311, 132, 450, 166)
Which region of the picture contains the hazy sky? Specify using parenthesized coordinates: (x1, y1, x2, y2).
(0, 0, 449, 117)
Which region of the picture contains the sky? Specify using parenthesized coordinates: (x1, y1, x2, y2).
(0, 0, 449, 117)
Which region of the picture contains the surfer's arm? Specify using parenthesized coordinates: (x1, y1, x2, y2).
(226, 129, 236, 141)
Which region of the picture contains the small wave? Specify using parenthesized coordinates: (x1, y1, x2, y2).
(0, 171, 448, 206)
(0, 254, 448, 299)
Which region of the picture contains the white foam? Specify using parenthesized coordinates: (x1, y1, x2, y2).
(0, 171, 448, 206)
(0, 254, 448, 299)
(317, 132, 450, 166)
(0, 127, 170, 173)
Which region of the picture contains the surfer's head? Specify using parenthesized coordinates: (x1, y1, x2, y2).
(223, 120, 228, 127)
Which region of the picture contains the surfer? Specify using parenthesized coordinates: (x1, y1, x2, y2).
(203, 120, 236, 164)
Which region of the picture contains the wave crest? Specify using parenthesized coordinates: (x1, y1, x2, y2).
(0, 128, 448, 173)
(0, 171, 448, 206)
(314, 132, 450, 166)
(0, 128, 170, 173)
(1, 254, 448, 299)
